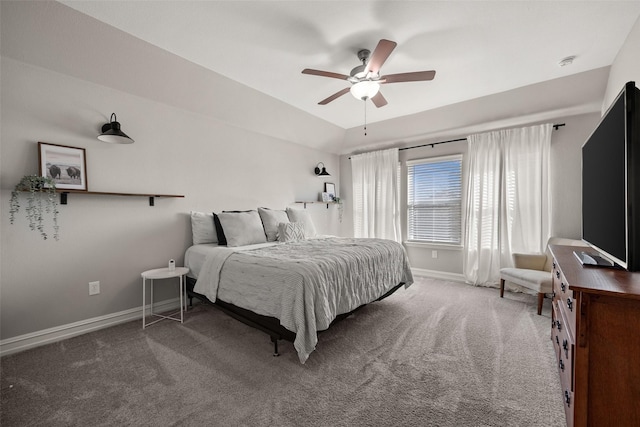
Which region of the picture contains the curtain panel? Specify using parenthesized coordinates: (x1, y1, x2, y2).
(463, 124, 552, 286)
(351, 148, 401, 242)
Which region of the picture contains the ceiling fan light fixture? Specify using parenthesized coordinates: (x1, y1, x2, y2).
(350, 80, 380, 101)
(302, 39, 435, 108)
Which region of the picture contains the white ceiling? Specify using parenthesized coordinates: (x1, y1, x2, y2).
(61, 1, 640, 130)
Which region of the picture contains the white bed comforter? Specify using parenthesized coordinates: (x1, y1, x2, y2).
(192, 237, 413, 363)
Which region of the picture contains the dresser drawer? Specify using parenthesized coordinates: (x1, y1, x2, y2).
(552, 300, 576, 427)
(552, 259, 577, 336)
(561, 290, 578, 331)
(562, 387, 574, 427)
(552, 260, 561, 304)
(551, 301, 561, 356)
(552, 302, 575, 391)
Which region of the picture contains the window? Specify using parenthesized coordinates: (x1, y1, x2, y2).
(407, 155, 462, 244)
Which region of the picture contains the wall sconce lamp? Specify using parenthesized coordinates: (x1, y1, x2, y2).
(314, 162, 331, 177)
(98, 113, 134, 144)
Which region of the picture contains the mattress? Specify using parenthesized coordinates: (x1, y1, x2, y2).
(185, 237, 413, 362)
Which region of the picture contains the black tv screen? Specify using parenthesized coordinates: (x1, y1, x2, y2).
(582, 81, 640, 270)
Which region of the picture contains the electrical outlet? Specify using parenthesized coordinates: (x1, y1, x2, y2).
(432, 250, 438, 259)
(89, 281, 100, 296)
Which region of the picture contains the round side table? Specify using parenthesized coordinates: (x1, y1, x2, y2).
(141, 267, 189, 329)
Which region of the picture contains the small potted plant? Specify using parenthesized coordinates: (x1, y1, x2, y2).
(10, 175, 60, 240)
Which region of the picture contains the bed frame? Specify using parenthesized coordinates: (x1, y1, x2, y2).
(185, 276, 403, 357)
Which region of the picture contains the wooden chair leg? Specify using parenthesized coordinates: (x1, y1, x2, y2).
(500, 279, 505, 298)
(537, 293, 544, 315)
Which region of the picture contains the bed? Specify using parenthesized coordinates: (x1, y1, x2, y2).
(185, 209, 414, 363)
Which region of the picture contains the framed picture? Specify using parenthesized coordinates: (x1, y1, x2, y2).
(38, 142, 87, 191)
(321, 192, 332, 202)
(324, 182, 336, 200)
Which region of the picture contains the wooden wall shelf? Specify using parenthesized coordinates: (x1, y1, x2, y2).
(56, 190, 184, 206)
(295, 201, 337, 209)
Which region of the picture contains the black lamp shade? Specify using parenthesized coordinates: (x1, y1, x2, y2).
(98, 113, 134, 144)
(314, 162, 330, 176)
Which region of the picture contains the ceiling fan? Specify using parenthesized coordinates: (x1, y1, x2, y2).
(302, 39, 436, 108)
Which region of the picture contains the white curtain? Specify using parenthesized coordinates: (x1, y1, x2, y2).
(463, 124, 552, 286)
(351, 148, 401, 242)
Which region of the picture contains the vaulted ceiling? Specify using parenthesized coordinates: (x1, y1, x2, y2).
(61, 1, 640, 133)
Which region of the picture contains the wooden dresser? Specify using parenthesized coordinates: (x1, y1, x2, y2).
(549, 244, 640, 427)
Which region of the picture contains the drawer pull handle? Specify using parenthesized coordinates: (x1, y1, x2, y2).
(567, 298, 573, 311)
(553, 261, 556, 269)
(561, 282, 566, 292)
(559, 358, 565, 371)
(555, 336, 559, 345)
(556, 271, 560, 279)
(556, 320, 562, 332)
(565, 390, 571, 406)
(563, 339, 569, 358)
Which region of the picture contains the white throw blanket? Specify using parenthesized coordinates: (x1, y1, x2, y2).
(193, 237, 413, 363)
(193, 247, 235, 302)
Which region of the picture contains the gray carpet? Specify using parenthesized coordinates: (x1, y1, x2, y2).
(1, 277, 566, 426)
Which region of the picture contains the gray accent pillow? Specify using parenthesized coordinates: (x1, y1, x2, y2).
(286, 207, 317, 237)
(216, 210, 267, 247)
(190, 211, 217, 245)
(258, 207, 290, 241)
(278, 222, 306, 242)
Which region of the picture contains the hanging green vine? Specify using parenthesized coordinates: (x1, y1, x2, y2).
(333, 196, 344, 223)
(10, 175, 60, 240)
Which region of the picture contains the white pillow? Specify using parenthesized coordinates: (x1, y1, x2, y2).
(278, 222, 306, 242)
(216, 210, 267, 247)
(286, 207, 317, 237)
(258, 207, 290, 241)
(190, 211, 217, 245)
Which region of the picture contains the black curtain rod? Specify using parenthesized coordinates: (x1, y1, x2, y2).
(349, 123, 565, 158)
(399, 137, 466, 151)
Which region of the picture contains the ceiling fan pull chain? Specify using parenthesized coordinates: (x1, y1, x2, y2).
(364, 100, 367, 136)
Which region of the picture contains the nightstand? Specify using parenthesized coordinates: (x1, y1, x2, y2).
(141, 266, 189, 329)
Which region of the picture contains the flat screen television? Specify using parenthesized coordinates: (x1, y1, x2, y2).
(582, 81, 640, 270)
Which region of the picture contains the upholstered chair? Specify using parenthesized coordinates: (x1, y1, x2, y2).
(499, 237, 587, 315)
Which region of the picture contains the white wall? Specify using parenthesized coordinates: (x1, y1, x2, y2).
(0, 57, 341, 340)
(0, 1, 345, 153)
(603, 15, 640, 112)
(0, 3, 341, 342)
(339, 67, 609, 156)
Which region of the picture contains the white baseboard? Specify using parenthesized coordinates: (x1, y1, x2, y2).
(411, 268, 466, 283)
(0, 298, 182, 357)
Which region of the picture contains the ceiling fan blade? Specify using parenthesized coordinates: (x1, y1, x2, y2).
(302, 68, 349, 81)
(381, 70, 436, 83)
(371, 92, 388, 108)
(365, 39, 397, 75)
(318, 87, 351, 105)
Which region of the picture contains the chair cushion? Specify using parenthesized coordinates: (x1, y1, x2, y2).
(500, 267, 553, 293)
(512, 253, 547, 270)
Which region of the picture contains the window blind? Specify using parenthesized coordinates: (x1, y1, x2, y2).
(407, 155, 462, 244)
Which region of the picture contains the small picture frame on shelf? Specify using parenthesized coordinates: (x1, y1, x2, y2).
(324, 182, 336, 200)
(321, 192, 332, 202)
(38, 142, 87, 191)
